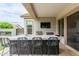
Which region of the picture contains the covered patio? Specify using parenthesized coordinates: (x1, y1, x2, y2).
(0, 3, 79, 56)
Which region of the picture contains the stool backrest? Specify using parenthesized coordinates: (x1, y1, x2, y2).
(32, 37, 42, 46)
(47, 37, 59, 46)
(17, 37, 28, 47)
(48, 37, 58, 40)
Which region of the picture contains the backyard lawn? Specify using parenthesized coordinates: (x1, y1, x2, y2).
(0, 45, 6, 51)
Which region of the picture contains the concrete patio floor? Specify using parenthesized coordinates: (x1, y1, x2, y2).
(0, 43, 78, 56)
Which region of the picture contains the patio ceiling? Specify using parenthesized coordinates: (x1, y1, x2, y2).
(32, 3, 71, 17)
(23, 3, 37, 19)
(23, 3, 72, 18)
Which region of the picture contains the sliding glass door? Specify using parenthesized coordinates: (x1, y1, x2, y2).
(67, 11, 79, 51)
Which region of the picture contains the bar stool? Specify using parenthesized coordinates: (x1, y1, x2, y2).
(17, 37, 31, 55)
(47, 37, 59, 55)
(32, 37, 43, 55)
(42, 40, 48, 55)
(10, 40, 17, 56)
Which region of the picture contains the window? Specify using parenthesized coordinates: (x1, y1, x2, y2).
(58, 18, 64, 36)
(26, 21, 32, 34)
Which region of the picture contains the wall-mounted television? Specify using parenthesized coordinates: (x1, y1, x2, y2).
(40, 22, 51, 28)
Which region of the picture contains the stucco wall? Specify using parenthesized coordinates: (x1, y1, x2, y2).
(25, 17, 56, 35)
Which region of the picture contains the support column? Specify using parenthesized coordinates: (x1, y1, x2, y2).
(64, 17, 67, 45)
(56, 19, 59, 35)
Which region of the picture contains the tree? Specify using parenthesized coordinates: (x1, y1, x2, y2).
(0, 22, 14, 29)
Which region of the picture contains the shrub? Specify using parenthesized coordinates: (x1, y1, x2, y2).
(0, 22, 14, 29)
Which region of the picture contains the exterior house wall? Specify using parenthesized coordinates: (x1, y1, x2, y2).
(25, 17, 56, 35)
(16, 28, 24, 35)
(56, 4, 79, 54)
(0, 29, 16, 36)
(56, 4, 79, 45)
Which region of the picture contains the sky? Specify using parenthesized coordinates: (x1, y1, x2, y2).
(0, 3, 28, 27)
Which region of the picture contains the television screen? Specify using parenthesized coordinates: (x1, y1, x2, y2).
(40, 22, 51, 28)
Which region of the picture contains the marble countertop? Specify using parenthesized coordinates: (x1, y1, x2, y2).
(0, 35, 59, 40)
